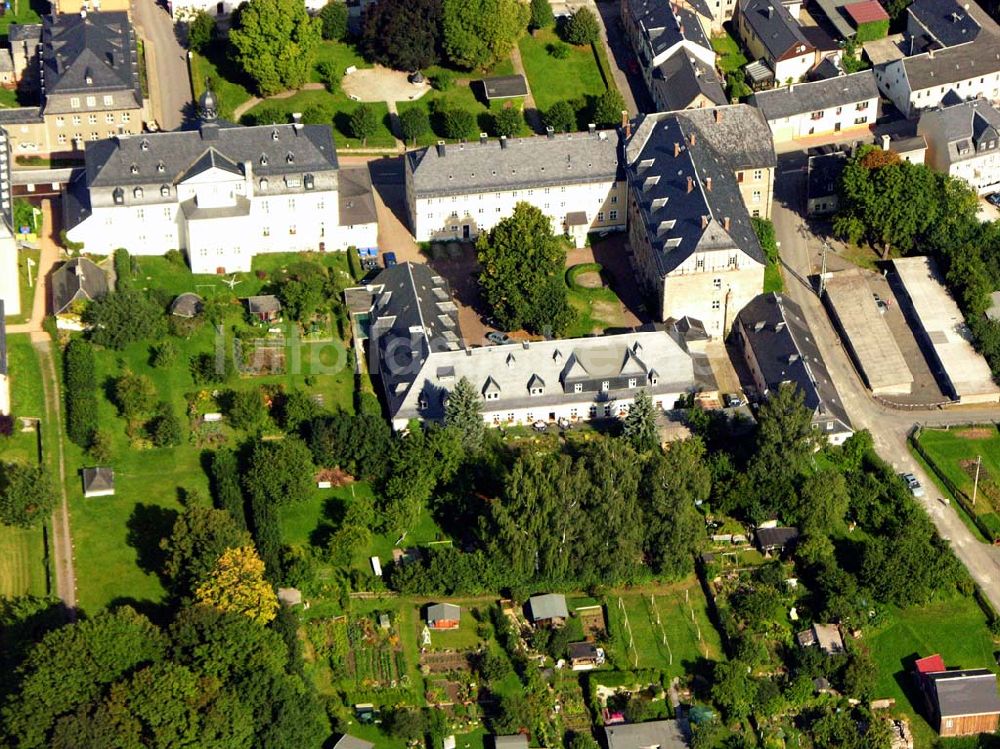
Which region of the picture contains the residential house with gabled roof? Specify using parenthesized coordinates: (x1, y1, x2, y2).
(751, 70, 880, 143)
(528, 593, 569, 626)
(63, 94, 376, 273)
(4, 11, 143, 155)
(918, 96, 1000, 194)
(404, 129, 625, 243)
(651, 53, 728, 112)
(906, 0, 981, 51)
(624, 106, 776, 335)
(737, 0, 817, 83)
(920, 666, 1000, 736)
(51, 257, 108, 317)
(734, 292, 853, 443)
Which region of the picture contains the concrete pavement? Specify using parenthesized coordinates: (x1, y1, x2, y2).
(133, 0, 191, 131)
(770, 153, 1000, 611)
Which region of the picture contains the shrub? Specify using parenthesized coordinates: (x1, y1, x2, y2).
(210, 449, 247, 531)
(399, 106, 431, 145)
(315, 60, 339, 94)
(562, 7, 600, 45)
(441, 108, 475, 139)
(530, 0, 554, 29)
(148, 402, 184, 447)
(149, 341, 178, 368)
(226, 388, 269, 432)
(492, 107, 522, 137)
(85, 289, 166, 350)
(113, 248, 133, 289)
(348, 103, 379, 145)
(430, 70, 454, 91)
(319, 0, 348, 41)
(88, 429, 114, 463)
(164, 249, 185, 266)
(190, 352, 232, 385)
(64, 339, 98, 447)
(187, 10, 216, 53)
(544, 100, 576, 133)
(58, 229, 84, 252)
(548, 41, 571, 59)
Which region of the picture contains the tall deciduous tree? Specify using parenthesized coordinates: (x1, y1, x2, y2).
(318, 0, 348, 41)
(544, 100, 576, 133)
(442, 0, 529, 70)
(529, 0, 554, 29)
(444, 377, 485, 452)
(187, 11, 216, 52)
(161, 506, 253, 597)
(196, 545, 279, 624)
(229, 0, 321, 96)
(593, 88, 626, 128)
(399, 106, 431, 145)
(349, 103, 379, 145)
(242, 436, 315, 507)
(562, 7, 601, 45)
(361, 0, 442, 71)
(0, 463, 56, 528)
(112, 371, 157, 421)
(85, 289, 166, 350)
(210, 449, 247, 530)
(622, 389, 658, 452)
(476, 202, 574, 334)
(493, 106, 523, 137)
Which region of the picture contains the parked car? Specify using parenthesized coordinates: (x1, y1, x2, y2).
(383, 251, 398, 268)
(532, 420, 548, 432)
(486, 331, 510, 345)
(724, 393, 745, 408)
(873, 293, 888, 313)
(987, 193, 1000, 208)
(900, 472, 925, 498)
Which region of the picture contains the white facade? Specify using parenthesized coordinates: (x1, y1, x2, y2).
(171, 0, 327, 21)
(918, 100, 1000, 195)
(875, 56, 1000, 119)
(0, 226, 19, 317)
(763, 99, 875, 140)
(409, 178, 627, 243)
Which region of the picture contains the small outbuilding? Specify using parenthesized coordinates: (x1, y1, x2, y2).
(480, 74, 528, 100)
(51, 258, 108, 316)
(426, 602, 461, 630)
(493, 735, 529, 749)
(797, 623, 845, 654)
(277, 587, 303, 607)
(82, 467, 115, 497)
(246, 295, 282, 323)
(755, 525, 800, 554)
(333, 735, 375, 749)
(568, 641, 604, 670)
(528, 593, 569, 627)
(169, 292, 204, 318)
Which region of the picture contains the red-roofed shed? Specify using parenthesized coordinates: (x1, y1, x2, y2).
(845, 0, 890, 25)
(916, 654, 947, 674)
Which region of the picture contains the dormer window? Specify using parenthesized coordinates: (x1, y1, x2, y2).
(156, 161, 165, 173)
(304, 173, 315, 190)
(133, 187, 143, 199)
(271, 129, 279, 141)
(129, 164, 138, 175)
(113, 187, 124, 204)
(140, 138, 149, 151)
(260, 153, 269, 166)
(259, 178, 268, 190)
(628, 377, 637, 388)
(601, 381, 610, 392)
(530, 387, 543, 396)
(286, 152, 295, 164)
(160, 184, 170, 197)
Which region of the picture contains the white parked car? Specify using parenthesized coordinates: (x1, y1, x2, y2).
(900, 472, 925, 498)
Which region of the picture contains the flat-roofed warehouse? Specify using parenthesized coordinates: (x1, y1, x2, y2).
(892, 256, 1000, 404)
(823, 268, 913, 395)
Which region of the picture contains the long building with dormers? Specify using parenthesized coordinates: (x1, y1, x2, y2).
(64, 93, 376, 274)
(404, 129, 626, 243)
(624, 105, 776, 336)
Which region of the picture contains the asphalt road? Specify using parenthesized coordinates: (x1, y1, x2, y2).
(771, 152, 1000, 611)
(133, 0, 191, 131)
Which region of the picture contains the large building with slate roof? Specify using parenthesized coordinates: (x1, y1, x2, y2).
(405, 130, 625, 242)
(605, 719, 687, 749)
(650, 50, 727, 113)
(734, 292, 853, 443)
(751, 70, 879, 143)
(64, 96, 376, 274)
(874, 0, 1000, 117)
(624, 106, 775, 335)
(3, 11, 143, 155)
(350, 262, 701, 430)
(906, 0, 981, 50)
(918, 96, 1000, 194)
(736, 0, 817, 83)
(922, 668, 1000, 736)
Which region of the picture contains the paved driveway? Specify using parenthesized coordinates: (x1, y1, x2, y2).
(133, 0, 192, 130)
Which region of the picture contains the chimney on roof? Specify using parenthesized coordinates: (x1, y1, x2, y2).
(674, 141, 681, 157)
(881, 133, 891, 150)
(80, 7, 86, 17)
(766, 5, 774, 17)
(701, 215, 709, 229)
(689, 132, 696, 146)
(291, 112, 303, 130)
(724, 216, 731, 231)
(500, 135, 508, 149)
(546, 125, 555, 139)
(686, 175, 694, 192)
(929, 47, 936, 59)
(714, 108, 722, 123)
(588, 122, 596, 135)
(706, 176, 712, 191)
(479, 132, 488, 144)
(436, 140, 446, 157)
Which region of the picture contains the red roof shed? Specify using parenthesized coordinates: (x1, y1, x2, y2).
(916, 654, 947, 674)
(845, 0, 890, 25)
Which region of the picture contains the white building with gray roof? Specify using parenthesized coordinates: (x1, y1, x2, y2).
(404, 130, 625, 243)
(624, 106, 775, 335)
(351, 263, 702, 431)
(64, 94, 376, 274)
(918, 96, 1000, 193)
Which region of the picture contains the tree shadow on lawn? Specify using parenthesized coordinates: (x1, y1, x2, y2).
(107, 596, 173, 627)
(126, 502, 179, 583)
(310, 495, 349, 547)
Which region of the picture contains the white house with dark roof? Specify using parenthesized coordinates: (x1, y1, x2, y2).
(736, 0, 817, 83)
(64, 93, 377, 274)
(624, 106, 776, 335)
(404, 130, 625, 242)
(751, 70, 880, 143)
(918, 96, 1000, 193)
(350, 263, 702, 430)
(906, 0, 981, 51)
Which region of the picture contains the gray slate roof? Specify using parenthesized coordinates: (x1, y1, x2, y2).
(739, 0, 813, 60)
(84, 121, 338, 188)
(493, 737, 529, 749)
(247, 295, 281, 314)
(605, 720, 687, 749)
(169, 293, 203, 318)
(624, 107, 772, 277)
(918, 97, 1000, 163)
(568, 641, 599, 659)
(736, 292, 852, 432)
(51, 257, 108, 314)
(427, 603, 461, 622)
(807, 151, 848, 200)
(0, 107, 43, 125)
(82, 466, 114, 494)
(482, 74, 528, 99)
(333, 735, 376, 749)
(755, 525, 800, 549)
(653, 53, 727, 111)
(751, 70, 879, 120)
(8, 22, 41, 43)
(625, 0, 712, 61)
(900, 35, 1000, 90)
(406, 130, 621, 199)
(338, 167, 377, 228)
(907, 0, 980, 47)
(41, 11, 139, 100)
(528, 593, 569, 622)
(929, 669, 1000, 718)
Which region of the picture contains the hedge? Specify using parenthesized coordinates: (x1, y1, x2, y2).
(566, 262, 604, 290)
(64, 339, 98, 447)
(210, 449, 247, 531)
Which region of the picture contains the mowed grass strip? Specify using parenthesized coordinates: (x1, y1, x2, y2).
(0, 524, 48, 597)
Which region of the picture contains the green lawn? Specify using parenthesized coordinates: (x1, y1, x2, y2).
(868, 596, 998, 746)
(605, 581, 723, 679)
(4, 248, 41, 326)
(564, 263, 632, 338)
(763, 260, 784, 293)
(248, 90, 396, 149)
(423, 603, 492, 651)
(712, 31, 748, 74)
(0, 0, 43, 41)
(0, 524, 48, 598)
(518, 29, 613, 125)
(917, 427, 1000, 520)
(191, 46, 254, 122)
(66, 252, 358, 612)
